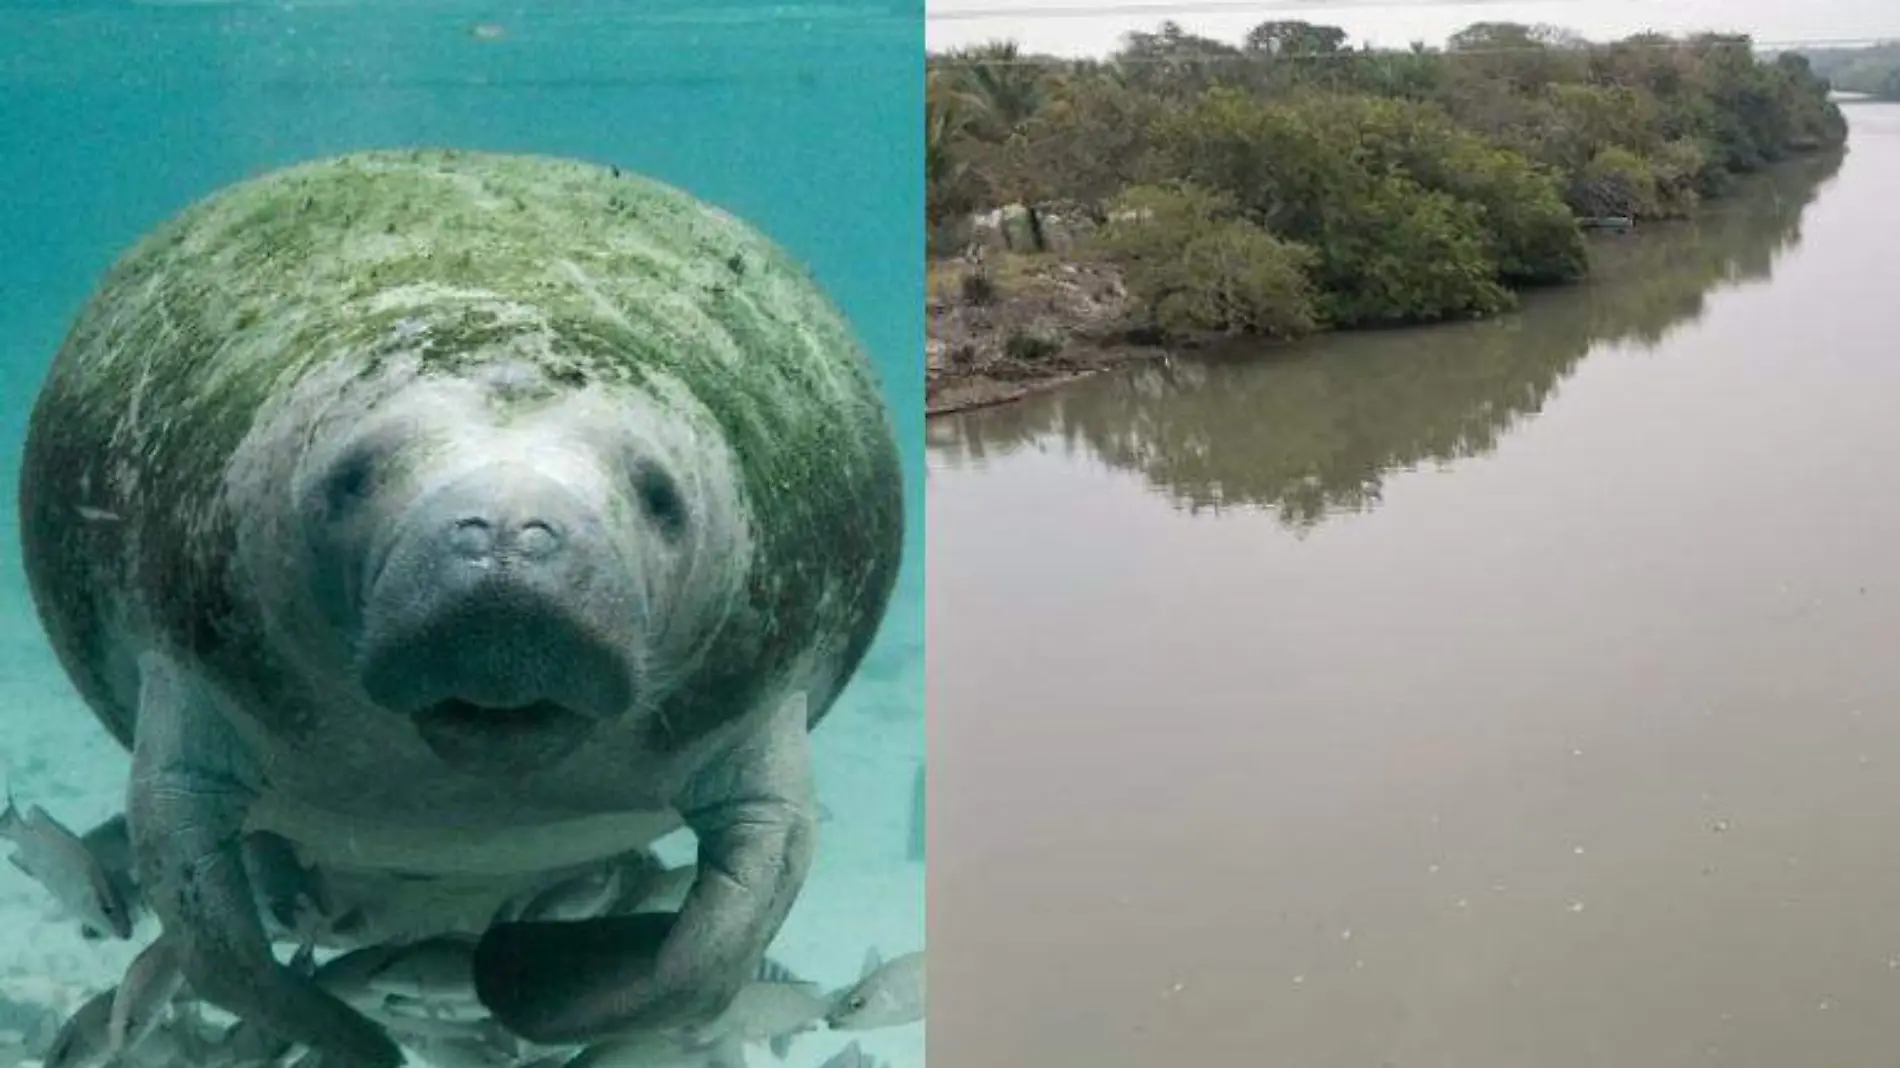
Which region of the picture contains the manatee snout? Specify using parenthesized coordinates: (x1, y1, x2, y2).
(356, 464, 645, 773)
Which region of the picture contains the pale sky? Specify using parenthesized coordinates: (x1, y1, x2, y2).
(925, 0, 1900, 57)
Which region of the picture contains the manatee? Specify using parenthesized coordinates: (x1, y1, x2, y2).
(17, 149, 904, 1066)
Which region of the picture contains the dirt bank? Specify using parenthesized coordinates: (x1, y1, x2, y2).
(925, 252, 1169, 416)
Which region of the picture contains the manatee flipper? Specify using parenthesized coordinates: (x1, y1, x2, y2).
(245, 828, 333, 936)
(474, 692, 817, 1044)
(81, 812, 138, 910)
(80, 813, 133, 872)
(72, 813, 142, 941)
(126, 651, 404, 1068)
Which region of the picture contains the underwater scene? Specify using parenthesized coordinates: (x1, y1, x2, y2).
(0, 3, 924, 1068)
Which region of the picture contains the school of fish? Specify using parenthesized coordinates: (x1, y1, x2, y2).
(0, 787, 925, 1068)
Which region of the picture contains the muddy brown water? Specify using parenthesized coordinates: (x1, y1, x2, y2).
(926, 105, 1900, 1068)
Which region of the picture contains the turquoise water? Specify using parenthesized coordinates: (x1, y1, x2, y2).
(0, 3, 923, 1065)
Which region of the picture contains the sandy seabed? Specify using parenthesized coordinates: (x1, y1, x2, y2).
(0, 573, 927, 1068)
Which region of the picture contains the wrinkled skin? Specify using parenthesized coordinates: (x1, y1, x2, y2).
(19, 150, 904, 1066)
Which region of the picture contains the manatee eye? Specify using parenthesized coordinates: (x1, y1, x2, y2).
(323, 446, 381, 518)
(633, 461, 687, 541)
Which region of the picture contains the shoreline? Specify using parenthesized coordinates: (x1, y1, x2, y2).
(921, 247, 1506, 419)
(925, 349, 1161, 417)
(925, 253, 1174, 418)
(926, 205, 1716, 419)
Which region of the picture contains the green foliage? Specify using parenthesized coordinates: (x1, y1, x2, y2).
(1003, 329, 1064, 361)
(997, 73, 1165, 220)
(926, 20, 1848, 333)
(1146, 90, 1549, 322)
(1245, 20, 1348, 57)
(1649, 138, 1709, 215)
(1800, 41, 1900, 98)
(1096, 183, 1320, 338)
(925, 68, 987, 228)
(1289, 93, 1587, 285)
(1571, 146, 1662, 219)
(1304, 172, 1513, 325)
(960, 269, 997, 305)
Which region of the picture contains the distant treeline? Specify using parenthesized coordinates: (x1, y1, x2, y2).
(1796, 41, 1900, 100)
(927, 21, 1847, 338)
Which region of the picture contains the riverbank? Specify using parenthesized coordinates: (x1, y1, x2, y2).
(926, 252, 1177, 416)
(925, 181, 1753, 417)
(926, 242, 1562, 418)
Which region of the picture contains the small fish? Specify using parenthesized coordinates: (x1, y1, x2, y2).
(566, 1031, 720, 1068)
(411, 1016, 520, 1048)
(600, 849, 670, 914)
(408, 1029, 525, 1068)
(315, 941, 409, 1006)
(362, 933, 479, 1000)
(113, 1022, 195, 1068)
(287, 934, 321, 976)
(825, 948, 925, 1032)
(143, 1005, 224, 1068)
(41, 989, 115, 1068)
(107, 936, 185, 1056)
(74, 505, 121, 523)
(210, 1013, 302, 1068)
(244, 830, 332, 938)
(380, 991, 491, 1026)
(78, 815, 144, 942)
(282, 1046, 329, 1068)
(326, 904, 370, 939)
(635, 862, 697, 914)
(498, 864, 623, 924)
(0, 782, 134, 939)
(704, 1039, 749, 1068)
(317, 934, 480, 1014)
(564, 957, 821, 1067)
(79, 814, 140, 898)
(819, 1040, 883, 1068)
(692, 957, 832, 1059)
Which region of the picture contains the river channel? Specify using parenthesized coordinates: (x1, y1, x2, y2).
(927, 103, 1900, 1068)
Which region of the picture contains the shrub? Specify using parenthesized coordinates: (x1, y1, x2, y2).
(960, 269, 998, 305)
(1003, 330, 1064, 361)
(1569, 146, 1663, 219)
(1097, 182, 1321, 338)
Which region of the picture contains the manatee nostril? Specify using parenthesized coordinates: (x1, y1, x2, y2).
(450, 518, 495, 559)
(443, 515, 562, 563)
(516, 520, 561, 559)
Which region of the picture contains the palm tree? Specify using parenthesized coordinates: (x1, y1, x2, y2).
(926, 68, 985, 225)
(944, 40, 1049, 139)
(938, 41, 1058, 249)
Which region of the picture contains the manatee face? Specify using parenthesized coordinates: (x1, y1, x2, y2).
(267, 357, 745, 777)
